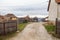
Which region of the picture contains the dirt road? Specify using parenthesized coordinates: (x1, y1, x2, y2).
(8, 22, 58, 40)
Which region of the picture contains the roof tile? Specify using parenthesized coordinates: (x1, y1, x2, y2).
(55, 0, 60, 4)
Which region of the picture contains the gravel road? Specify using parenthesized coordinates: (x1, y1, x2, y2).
(8, 22, 59, 40)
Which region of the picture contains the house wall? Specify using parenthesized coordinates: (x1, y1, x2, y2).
(18, 18, 25, 24)
(58, 5, 60, 20)
(49, 0, 57, 23)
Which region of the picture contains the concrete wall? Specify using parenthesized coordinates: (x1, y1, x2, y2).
(49, 0, 57, 22)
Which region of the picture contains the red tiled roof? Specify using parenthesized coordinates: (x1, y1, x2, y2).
(55, 0, 60, 4)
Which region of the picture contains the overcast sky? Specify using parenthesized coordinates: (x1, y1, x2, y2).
(0, 0, 49, 18)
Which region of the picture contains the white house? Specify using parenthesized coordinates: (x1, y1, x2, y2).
(48, 0, 60, 24)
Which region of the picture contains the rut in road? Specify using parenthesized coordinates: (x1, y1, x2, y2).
(8, 23, 56, 40)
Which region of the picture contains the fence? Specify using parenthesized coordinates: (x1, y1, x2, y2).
(0, 20, 17, 35)
(56, 18, 60, 37)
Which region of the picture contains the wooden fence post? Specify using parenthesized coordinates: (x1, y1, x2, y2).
(56, 18, 58, 34)
(3, 22, 6, 35)
(16, 21, 17, 31)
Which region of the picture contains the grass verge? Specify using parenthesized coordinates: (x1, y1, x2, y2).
(18, 23, 28, 32)
(44, 22, 60, 39)
(43, 22, 56, 36)
(44, 24, 55, 33)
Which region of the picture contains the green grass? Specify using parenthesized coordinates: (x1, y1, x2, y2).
(44, 23, 59, 38)
(18, 23, 28, 31)
(44, 24, 55, 33)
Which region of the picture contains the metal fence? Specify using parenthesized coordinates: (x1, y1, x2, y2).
(0, 20, 17, 35)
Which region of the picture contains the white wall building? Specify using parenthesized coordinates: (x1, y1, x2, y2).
(48, 0, 60, 24)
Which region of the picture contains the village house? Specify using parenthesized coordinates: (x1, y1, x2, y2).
(0, 15, 6, 22)
(18, 15, 33, 24)
(0, 14, 17, 34)
(24, 15, 32, 22)
(5, 13, 17, 21)
(18, 15, 39, 24)
(18, 17, 26, 24)
(31, 17, 38, 22)
(48, 0, 60, 37)
(48, 0, 60, 25)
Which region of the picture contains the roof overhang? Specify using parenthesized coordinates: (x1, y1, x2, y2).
(47, 0, 51, 11)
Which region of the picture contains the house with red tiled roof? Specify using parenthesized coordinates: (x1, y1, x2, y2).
(48, 0, 60, 24)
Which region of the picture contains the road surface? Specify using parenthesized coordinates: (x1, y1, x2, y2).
(8, 22, 58, 40)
